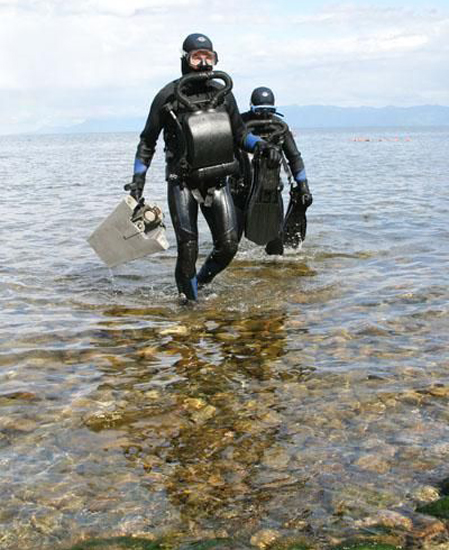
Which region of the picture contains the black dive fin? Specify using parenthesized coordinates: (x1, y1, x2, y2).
(245, 156, 283, 245)
(283, 190, 307, 249)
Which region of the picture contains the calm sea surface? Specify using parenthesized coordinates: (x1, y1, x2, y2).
(0, 128, 448, 549)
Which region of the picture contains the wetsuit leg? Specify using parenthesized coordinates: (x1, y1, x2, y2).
(168, 183, 199, 300)
(197, 183, 239, 286)
(231, 189, 247, 242)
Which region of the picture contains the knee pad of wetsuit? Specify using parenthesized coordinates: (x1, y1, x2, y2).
(197, 236, 238, 286)
(215, 236, 238, 264)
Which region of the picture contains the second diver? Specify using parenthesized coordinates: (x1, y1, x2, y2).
(230, 86, 313, 255)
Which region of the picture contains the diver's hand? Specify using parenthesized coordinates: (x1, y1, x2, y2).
(300, 192, 313, 208)
(255, 140, 281, 169)
(294, 179, 313, 208)
(124, 173, 145, 201)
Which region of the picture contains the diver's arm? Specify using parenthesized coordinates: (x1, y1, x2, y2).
(283, 128, 306, 180)
(225, 92, 255, 150)
(283, 128, 312, 207)
(231, 103, 276, 168)
(224, 92, 265, 154)
(240, 110, 252, 124)
(128, 85, 172, 199)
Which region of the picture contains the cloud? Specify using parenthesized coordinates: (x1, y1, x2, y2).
(0, 0, 200, 16)
(1, 1, 449, 133)
(227, 3, 449, 106)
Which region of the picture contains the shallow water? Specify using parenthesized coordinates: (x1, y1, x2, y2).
(1, 128, 449, 549)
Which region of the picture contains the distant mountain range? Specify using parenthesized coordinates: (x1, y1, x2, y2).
(38, 105, 449, 134)
(281, 104, 449, 128)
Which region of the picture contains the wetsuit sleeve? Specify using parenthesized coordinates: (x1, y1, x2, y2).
(241, 111, 251, 124)
(134, 87, 170, 175)
(283, 128, 306, 181)
(225, 93, 261, 152)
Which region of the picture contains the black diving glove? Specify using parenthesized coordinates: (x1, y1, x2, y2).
(124, 172, 145, 201)
(293, 179, 313, 208)
(255, 140, 282, 169)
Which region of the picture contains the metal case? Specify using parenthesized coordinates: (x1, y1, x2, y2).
(88, 196, 169, 268)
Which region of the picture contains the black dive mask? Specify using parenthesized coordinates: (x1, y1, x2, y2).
(185, 49, 217, 71)
(251, 105, 277, 118)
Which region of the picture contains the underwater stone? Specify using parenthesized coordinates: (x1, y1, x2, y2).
(30, 509, 64, 536)
(261, 446, 291, 469)
(191, 404, 217, 424)
(159, 325, 190, 336)
(427, 385, 449, 398)
(354, 510, 412, 531)
(354, 454, 391, 474)
(412, 485, 440, 503)
(136, 346, 159, 358)
(250, 529, 281, 548)
(432, 442, 449, 456)
(408, 513, 447, 541)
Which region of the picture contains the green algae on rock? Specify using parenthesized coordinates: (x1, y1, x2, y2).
(417, 496, 449, 519)
(267, 536, 312, 550)
(67, 537, 163, 550)
(181, 539, 239, 550)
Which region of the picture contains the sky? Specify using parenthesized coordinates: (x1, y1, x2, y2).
(1, 0, 449, 134)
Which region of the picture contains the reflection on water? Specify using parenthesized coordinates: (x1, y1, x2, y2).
(1, 128, 449, 548)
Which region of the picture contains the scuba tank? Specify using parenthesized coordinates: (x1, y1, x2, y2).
(172, 71, 239, 196)
(244, 118, 288, 245)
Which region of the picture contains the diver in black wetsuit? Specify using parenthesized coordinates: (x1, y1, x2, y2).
(230, 86, 313, 255)
(127, 34, 280, 302)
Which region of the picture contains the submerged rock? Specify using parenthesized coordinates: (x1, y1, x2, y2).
(353, 454, 391, 474)
(408, 513, 447, 541)
(354, 509, 412, 531)
(250, 529, 281, 548)
(159, 325, 190, 336)
(412, 485, 440, 503)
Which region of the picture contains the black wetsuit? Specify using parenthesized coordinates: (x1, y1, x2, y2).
(134, 77, 250, 300)
(230, 111, 306, 253)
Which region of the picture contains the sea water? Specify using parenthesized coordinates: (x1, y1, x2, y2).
(0, 127, 448, 548)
